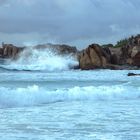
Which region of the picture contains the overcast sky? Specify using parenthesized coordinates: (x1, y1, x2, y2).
(0, 0, 140, 48)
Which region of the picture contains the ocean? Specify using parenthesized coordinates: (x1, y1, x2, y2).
(0, 49, 140, 140)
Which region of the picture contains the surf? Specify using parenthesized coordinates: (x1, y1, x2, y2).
(0, 84, 139, 108)
(0, 47, 79, 71)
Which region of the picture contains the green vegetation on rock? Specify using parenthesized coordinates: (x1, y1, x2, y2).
(114, 38, 128, 48)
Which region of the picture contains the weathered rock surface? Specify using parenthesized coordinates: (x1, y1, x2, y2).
(78, 34, 140, 70)
(0, 43, 24, 59)
(127, 46, 140, 66)
(79, 44, 110, 70)
(78, 44, 135, 70)
(118, 35, 140, 66)
(109, 47, 121, 65)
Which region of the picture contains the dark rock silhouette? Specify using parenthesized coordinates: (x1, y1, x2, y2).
(0, 43, 24, 59)
(128, 73, 140, 76)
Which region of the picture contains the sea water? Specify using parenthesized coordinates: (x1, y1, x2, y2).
(0, 49, 140, 140)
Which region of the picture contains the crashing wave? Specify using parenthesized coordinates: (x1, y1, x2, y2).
(0, 85, 139, 108)
(0, 47, 79, 71)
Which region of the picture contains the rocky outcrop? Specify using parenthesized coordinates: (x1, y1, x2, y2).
(108, 47, 121, 65)
(118, 35, 140, 66)
(79, 44, 111, 70)
(0, 44, 24, 59)
(78, 35, 140, 70)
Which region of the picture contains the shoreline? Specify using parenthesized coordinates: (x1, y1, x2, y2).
(0, 34, 140, 71)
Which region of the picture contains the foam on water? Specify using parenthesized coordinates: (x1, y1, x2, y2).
(0, 84, 139, 108)
(1, 47, 78, 71)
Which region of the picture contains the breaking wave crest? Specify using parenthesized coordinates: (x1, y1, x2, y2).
(0, 47, 78, 71)
(0, 85, 140, 108)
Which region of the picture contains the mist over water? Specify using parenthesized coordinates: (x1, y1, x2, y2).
(1, 47, 78, 71)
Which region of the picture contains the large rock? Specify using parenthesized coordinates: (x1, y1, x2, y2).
(79, 44, 111, 70)
(0, 44, 24, 59)
(119, 35, 140, 66)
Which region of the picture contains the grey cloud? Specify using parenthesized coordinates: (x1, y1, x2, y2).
(0, 0, 8, 5)
(0, 0, 140, 48)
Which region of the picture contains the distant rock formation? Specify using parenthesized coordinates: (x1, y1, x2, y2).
(0, 43, 24, 59)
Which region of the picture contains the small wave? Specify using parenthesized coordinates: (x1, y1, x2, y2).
(0, 85, 139, 108)
(0, 47, 78, 71)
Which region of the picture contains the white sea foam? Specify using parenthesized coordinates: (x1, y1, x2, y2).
(0, 85, 139, 108)
(2, 47, 78, 71)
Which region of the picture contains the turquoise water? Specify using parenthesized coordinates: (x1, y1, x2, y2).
(0, 69, 140, 140)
